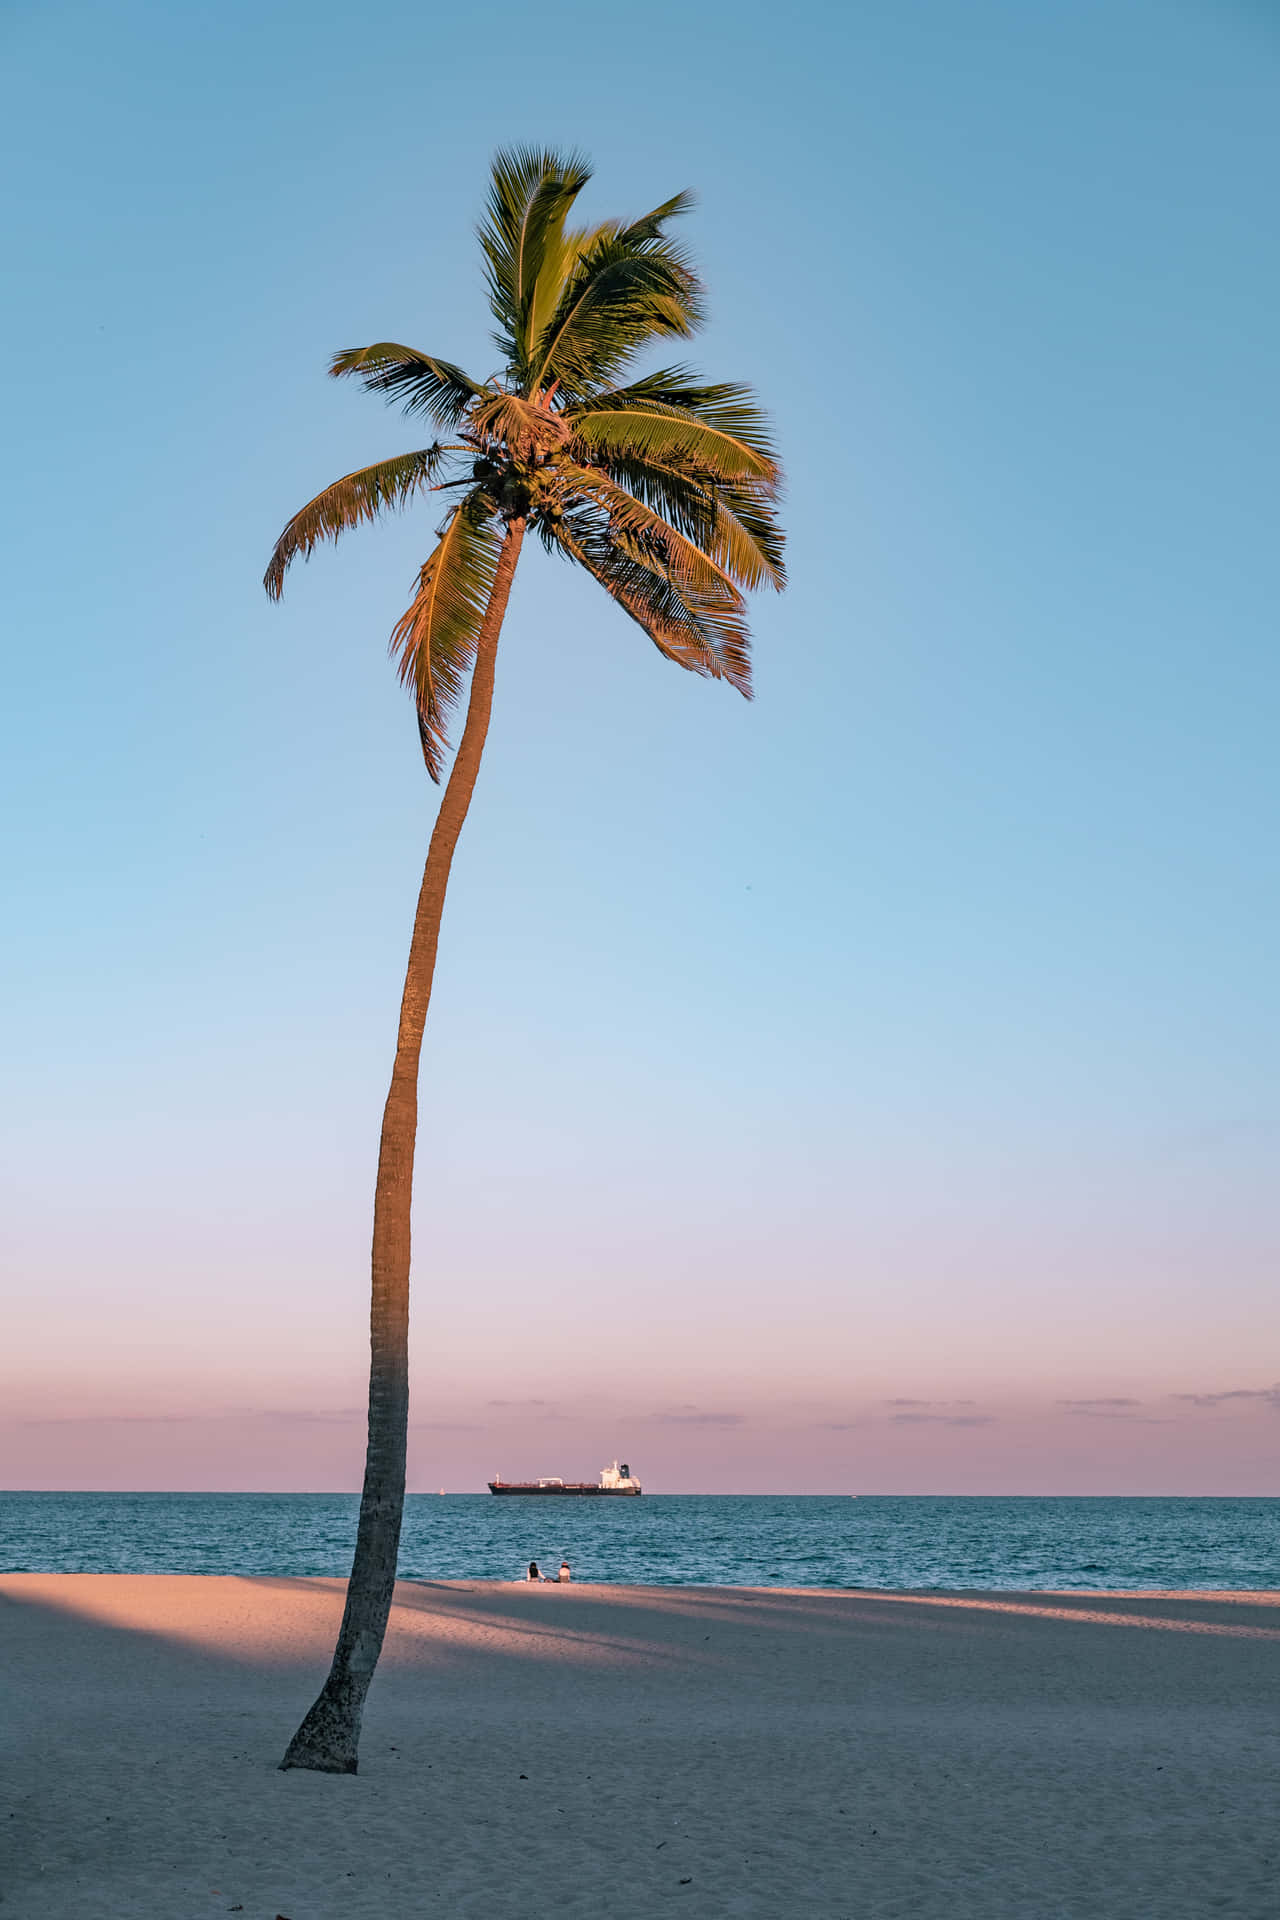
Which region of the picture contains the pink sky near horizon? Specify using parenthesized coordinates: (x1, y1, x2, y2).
(6, 1124, 1277, 1494)
(7, 1249, 1279, 1491)
(4, 1397, 1278, 1495)
(5, 1321, 1278, 1493)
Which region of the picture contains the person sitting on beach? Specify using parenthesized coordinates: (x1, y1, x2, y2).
(557, 1558, 572, 1583)
(526, 1560, 545, 1582)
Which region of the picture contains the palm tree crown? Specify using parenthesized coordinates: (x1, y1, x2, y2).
(265, 145, 784, 778)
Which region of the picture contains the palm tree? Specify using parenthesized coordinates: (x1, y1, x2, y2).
(264, 145, 784, 1774)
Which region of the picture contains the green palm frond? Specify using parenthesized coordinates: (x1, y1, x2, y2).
(572, 369, 777, 479)
(264, 446, 453, 599)
(576, 364, 758, 415)
(478, 145, 592, 378)
(662, 478, 785, 594)
(330, 345, 483, 427)
(527, 216, 703, 400)
(390, 493, 504, 780)
(585, 452, 785, 593)
(552, 462, 748, 609)
(568, 398, 776, 483)
(710, 484, 786, 591)
(549, 511, 751, 694)
(589, 452, 716, 537)
(617, 192, 696, 243)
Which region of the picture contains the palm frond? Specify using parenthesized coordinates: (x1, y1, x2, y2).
(584, 453, 785, 593)
(705, 484, 787, 591)
(617, 191, 696, 243)
(589, 452, 716, 536)
(575, 364, 752, 413)
(527, 218, 704, 400)
(568, 398, 776, 482)
(263, 446, 453, 599)
(549, 511, 751, 694)
(478, 146, 592, 377)
(552, 462, 751, 608)
(569, 367, 783, 584)
(330, 345, 483, 427)
(573, 367, 776, 457)
(389, 492, 503, 780)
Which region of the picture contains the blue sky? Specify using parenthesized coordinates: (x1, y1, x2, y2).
(2, 0, 1277, 1490)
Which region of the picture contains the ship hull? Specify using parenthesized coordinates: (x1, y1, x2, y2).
(487, 1483, 642, 1496)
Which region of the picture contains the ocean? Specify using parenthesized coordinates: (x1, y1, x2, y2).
(2, 1492, 1277, 1588)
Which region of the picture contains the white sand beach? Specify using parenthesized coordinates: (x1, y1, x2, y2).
(3, 1575, 1277, 1918)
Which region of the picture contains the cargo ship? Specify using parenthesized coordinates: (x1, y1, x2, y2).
(488, 1460, 642, 1496)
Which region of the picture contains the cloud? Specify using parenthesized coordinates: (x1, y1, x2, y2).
(19, 1406, 364, 1427)
(484, 1399, 569, 1420)
(1063, 1409, 1172, 1424)
(820, 1400, 985, 1430)
(1057, 1398, 1142, 1409)
(643, 1411, 745, 1427)
(889, 1413, 996, 1428)
(883, 1398, 980, 1409)
(20, 1413, 201, 1426)
(257, 1408, 363, 1425)
(1172, 1385, 1280, 1410)
(411, 1420, 482, 1432)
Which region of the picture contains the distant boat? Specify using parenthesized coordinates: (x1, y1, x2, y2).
(488, 1460, 642, 1497)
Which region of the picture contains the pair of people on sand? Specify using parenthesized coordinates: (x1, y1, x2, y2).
(526, 1557, 571, 1583)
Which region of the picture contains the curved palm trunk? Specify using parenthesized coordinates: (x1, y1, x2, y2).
(281, 517, 527, 1774)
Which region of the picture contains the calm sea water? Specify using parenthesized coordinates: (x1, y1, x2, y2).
(2, 1494, 1277, 1588)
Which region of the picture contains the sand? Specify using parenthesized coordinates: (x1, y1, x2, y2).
(2, 1576, 1278, 1918)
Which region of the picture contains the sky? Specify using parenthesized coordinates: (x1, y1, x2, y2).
(2, 0, 1277, 1494)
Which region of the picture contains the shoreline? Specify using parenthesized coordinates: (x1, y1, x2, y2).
(5, 1575, 1278, 1917)
(5, 1569, 1278, 1594)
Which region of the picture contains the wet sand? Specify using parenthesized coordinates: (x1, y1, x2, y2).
(3, 1574, 1277, 1917)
